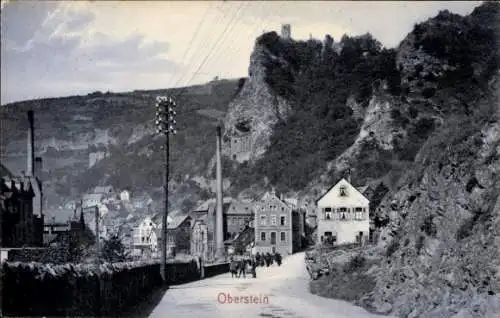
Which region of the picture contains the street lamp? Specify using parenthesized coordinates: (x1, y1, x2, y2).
(155, 95, 177, 283)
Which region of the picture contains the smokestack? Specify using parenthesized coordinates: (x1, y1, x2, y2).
(27, 111, 35, 177)
(34, 157, 42, 179)
(214, 125, 224, 259)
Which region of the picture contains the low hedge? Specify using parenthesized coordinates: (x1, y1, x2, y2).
(1, 259, 200, 317)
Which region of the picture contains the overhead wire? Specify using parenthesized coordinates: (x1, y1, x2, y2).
(171, 2, 229, 89)
(164, 2, 215, 89)
(196, 1, 251, 79)
(209, 1, 285, 77)
(174, 1, 246, 100)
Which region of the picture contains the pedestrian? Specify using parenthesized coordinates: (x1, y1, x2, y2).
(238, 259, 246, 278)
(255, 252, 261, 265)
(275, 252, 282, 266)
(230, 260, 239, 278)
(251, 258, 257, 278)
(265, 253, 271, 267)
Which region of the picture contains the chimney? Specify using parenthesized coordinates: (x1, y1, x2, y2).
(214, 125, 224, 259)
(34, 157, 42, 179)
(26, 111, 35, 177)
(346, 168, 352, 183)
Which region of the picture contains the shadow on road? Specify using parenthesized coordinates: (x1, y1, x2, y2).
(121, 285, 169, 318)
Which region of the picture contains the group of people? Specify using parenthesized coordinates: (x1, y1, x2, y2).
(254, 252, 282, 267)
(229, 251, 283, 279)
(229, 257, 257, 278)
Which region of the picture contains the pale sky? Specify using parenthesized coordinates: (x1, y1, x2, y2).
(1, 0, 482, 105)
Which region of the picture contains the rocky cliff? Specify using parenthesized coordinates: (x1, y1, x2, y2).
(365, 74, 500, 317)
(222, 39, 292, 163)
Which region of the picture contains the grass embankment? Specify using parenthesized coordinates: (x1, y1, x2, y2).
(309, 245, 381, 303)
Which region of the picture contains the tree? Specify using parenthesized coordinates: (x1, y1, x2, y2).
(101, 234, 129, 262)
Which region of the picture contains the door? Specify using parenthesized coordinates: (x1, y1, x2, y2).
(270, 232, 276, 245)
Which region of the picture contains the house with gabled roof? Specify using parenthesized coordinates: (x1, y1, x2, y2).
(316, 178, 370, 246)
(253, 189, 304, 256)
(225, 200, 253, 239)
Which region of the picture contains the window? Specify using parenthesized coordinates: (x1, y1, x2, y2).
(261, 231, 266, 241)
(355, 207, 363, 220)
(260, 215, 267, 225)
(280, 216, 286, 226)
(324, 207, 332, 220)
(271, 215, 277, 225)
(280, 232, 286, 241)
(339, 207, 347, 220)
(339, 186, 347, 196)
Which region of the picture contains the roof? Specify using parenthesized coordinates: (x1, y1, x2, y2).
(93, 185, 114, 194)
(0, 176, 34, 195)
(315, 178, 369, 204)
(226, 200, 253, 215)
(259, 190, 293, 209)
(45, 211, 72, 223)
(358, 186, 369, 194)
(0, 163, 13, 178)
(167, 214, 191, 229)
(83, 193, 104, 201)
(193, 213, 208, 223)
(43, 233, 59, 245)
(193, 197, 232, 212)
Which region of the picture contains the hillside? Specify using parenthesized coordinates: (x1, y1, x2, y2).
(220, 1, 499, 316)
(1, 79, 242, 216)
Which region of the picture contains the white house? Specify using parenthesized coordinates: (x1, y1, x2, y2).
(131, 216, 159, 258)
(93, 185, 115, 195)
(98, 203, 109, 216)
(316, 178, 370, 246)
(120, 189, 131, 202)
(82, 193, 104, 208)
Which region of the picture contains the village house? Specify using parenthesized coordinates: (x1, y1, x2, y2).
(225, 200, 253, 239)
(93, 185, 115, 195)
(131, 193, 153, 211)
(191, 215, 211, 261)
(0, 112, 44, 248)
(82, 193, 103, 209)
(161, 214, 192, 256)
(120, 189, 131, 202)
(43, 208, 95, 259)
(189, 197, 234, 260)
(0, 175, 44, 247)
(131, 216, 159, 258)
(253, 189, 304, 256)
(316, 178, 370, 246)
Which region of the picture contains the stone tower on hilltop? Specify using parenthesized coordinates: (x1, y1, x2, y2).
(281, 24, 291, 39)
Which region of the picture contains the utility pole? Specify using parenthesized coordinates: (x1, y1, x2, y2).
(95, 205, 100, 260)
(155, 96, 177, 283)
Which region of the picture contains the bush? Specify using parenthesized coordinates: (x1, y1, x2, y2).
(343, 254, 367, 273)
(386, 240, 400, 257)
(421, 215, 437, 237)
(422, 87, 436, 98)
(415, 235, 425, 254)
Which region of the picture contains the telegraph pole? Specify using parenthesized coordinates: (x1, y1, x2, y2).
(95, 205, 100, 260)
(155, 96, 177, 283)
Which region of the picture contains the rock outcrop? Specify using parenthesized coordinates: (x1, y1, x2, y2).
(366, 69, 500, 317)
(222, 40, 292, 163)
